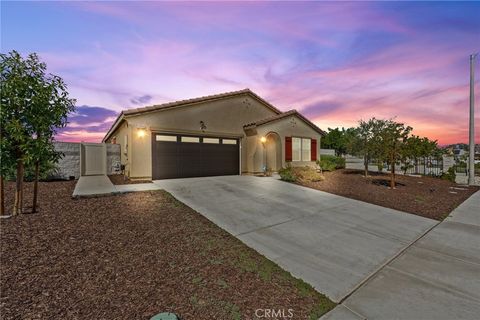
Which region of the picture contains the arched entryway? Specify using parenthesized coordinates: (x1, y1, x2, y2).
(265, 132, 282, 171)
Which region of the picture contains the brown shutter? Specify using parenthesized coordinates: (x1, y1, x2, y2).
(311, 139, 317, 161)
(285, 137, 292, 161)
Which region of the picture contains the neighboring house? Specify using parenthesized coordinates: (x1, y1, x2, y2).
(102, 89, 325, 179)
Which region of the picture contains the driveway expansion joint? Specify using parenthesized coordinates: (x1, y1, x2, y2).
(385, 265, 480, 304)
(337, 219, 442, 304)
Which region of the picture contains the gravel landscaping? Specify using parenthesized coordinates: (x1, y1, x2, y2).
(300, 169, 479, 220)
(1, 181, 334, 319)
(108, 174, 152, 185)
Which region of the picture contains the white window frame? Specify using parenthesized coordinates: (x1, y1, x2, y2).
(302, 138, 311, 161)
(292, 137, 311, 161)
(156, 135, 177, 142)
(222, 139, 237, 145)
(292, 137, 301, 161)
(203, 137, 220, 144)
(181, 136, 200, 143)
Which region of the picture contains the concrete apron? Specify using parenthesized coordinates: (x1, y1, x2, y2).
(153, 175, 438, 304)
(323, 190, 480, 320)
(72, 175, 161, 197)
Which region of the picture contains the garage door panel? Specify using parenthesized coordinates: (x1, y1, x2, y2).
(152, 134, 239, 180)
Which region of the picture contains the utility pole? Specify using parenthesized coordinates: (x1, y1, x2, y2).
(468, 53, 477, 185)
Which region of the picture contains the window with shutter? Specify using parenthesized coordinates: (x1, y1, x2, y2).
(311, 139, 317, 161)
(285, 137, 292, 161)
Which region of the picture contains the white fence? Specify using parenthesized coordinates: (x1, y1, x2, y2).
(52, 142, 120, 179)
(320, 149, 336, 156)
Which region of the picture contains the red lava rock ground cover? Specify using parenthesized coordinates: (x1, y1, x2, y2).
(300, 169, 479, 221)
(108, 174, 152, 185)
(1, 181, 334, 320)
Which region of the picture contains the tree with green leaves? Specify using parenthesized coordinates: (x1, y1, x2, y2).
(0, 50, 75, 215)
(400, 136, 439, 174)
(400, 135, 422, 174)
(347, 118, 387, 177)
(322, 127, 356, 156)
(377, 120, 412, 188)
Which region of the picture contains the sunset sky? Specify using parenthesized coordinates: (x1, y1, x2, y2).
(2, 1, 479, 145)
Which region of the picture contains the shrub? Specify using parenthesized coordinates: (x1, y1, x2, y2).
(278, 166, 297, 182)
(279, 166, 324, 183)
(317, 155, 345, 171)
(294, 166, 325, 183)
(441, 166, 456, 182)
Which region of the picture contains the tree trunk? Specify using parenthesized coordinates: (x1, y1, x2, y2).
(13, 160, 24, 215)
(364, 154, 369, 177)
(0, 175, 4, 216)
(32, 160, 40, 213)
(390, 154, 396, 189)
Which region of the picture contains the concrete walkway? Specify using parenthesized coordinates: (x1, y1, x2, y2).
(153, 175, 437, 303)
(323, 190, 480, 320)
(72, 176, 161, 197)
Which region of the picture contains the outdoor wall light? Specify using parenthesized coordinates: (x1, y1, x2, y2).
(137, 128, 146, 138)
(260, 136, 267, 144)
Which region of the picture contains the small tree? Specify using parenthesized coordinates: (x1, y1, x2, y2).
(348, 120, 372, 177)
(378, 120, 412, 188)
(348, 118, 387, 177)
(0, 50, 75, 215)
(400, 136, 439, 174)
(400, 135, 422, 174)
(322, 127, 352, 156)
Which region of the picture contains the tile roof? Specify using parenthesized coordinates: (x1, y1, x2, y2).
(243, 109, 326, 136)
(123, 88, 281, 116)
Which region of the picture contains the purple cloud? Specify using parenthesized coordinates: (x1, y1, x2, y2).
(2, 1, 479, 144)
(130, 94, 153, 105)
(56, 105, 118, 142)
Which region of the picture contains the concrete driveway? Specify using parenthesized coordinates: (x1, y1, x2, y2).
(154, 175, 437, 303)
(324, 190, 480, 320)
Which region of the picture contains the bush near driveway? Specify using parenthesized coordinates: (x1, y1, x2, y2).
(317, 155, 345, 171)
(441, 167, 456, 182)
(279, 166, 324, 183)
(0, 180, 335, 320)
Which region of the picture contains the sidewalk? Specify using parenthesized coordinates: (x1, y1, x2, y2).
(72, 176, 161, 197)
(321, 190, 480, 320)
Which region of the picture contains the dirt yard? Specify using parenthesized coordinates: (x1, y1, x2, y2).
(300, 169, 479, 220)
(0, 181, 334, 320)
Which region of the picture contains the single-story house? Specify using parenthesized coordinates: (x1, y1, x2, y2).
(102, 89, 325, 179)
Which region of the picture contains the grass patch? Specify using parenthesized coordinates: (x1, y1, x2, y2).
(217, 278, 229, 289)
(220, 301, 242, 320)
(415, 195, 426, 203)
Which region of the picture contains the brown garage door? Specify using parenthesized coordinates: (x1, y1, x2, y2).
(152, 134, 240, 180)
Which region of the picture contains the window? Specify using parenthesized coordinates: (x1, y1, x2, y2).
(222, 139, 237, 145)
(302, 138, 311, 161)
(292, 137, 301, 161)
(156, 135, 177, 142)
(203, 137, 219, 144)
(292, 137, 311, 161)
(181, 136, 200, 143)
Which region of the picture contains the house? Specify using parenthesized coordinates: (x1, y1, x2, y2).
(102, 89, 325, 179)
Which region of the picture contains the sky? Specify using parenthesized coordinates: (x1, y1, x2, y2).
(1, 1, 479, 145)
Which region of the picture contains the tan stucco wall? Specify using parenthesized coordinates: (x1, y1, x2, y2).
(250, 115, 322, 173)
(108, 121, 132, 175)
(114, 94, 278, 178)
